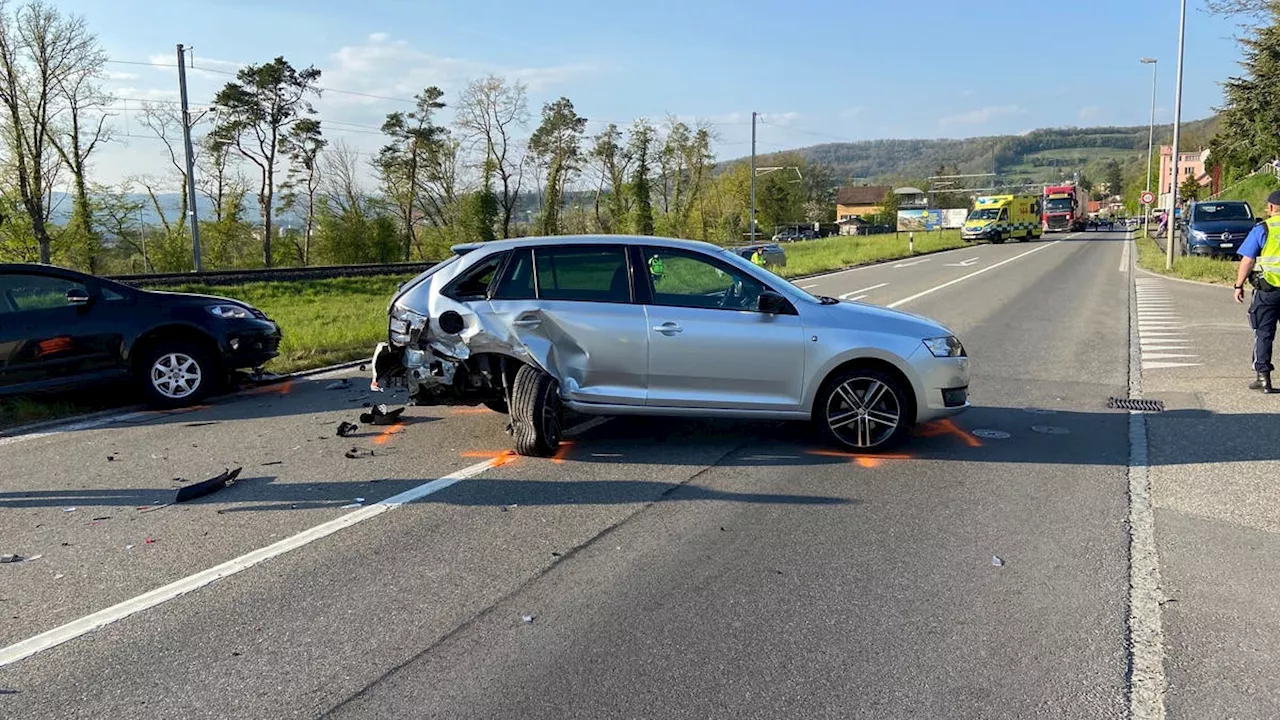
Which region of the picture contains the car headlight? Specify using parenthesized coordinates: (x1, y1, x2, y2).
(389, 305, 428, 346)
(923, 336, 966, 358)
(1189, 229, 1206, 241)
(206, 304, 251, 319)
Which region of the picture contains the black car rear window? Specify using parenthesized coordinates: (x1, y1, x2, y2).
(1193, 203, 1252, 222)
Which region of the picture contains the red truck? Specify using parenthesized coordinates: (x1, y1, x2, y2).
(1043, 184, 1088, 232)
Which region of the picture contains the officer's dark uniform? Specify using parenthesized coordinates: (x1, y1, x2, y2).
(1239, 189, 1280, 393)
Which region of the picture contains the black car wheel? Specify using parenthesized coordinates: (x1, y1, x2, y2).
(816, 367, 913, 452)
(510, 364, 562, 457)
(137, 341, 214, 408)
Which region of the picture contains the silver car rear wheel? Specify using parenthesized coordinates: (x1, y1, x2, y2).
(819, 369, 910, 451)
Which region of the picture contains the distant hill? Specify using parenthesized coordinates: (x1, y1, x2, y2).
(738, 116, 1222, 188)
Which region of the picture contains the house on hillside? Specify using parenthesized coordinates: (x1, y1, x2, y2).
(835, 185, 893, 221)
(894, 187, 928, 209)
(1158, 145, 1221, 206)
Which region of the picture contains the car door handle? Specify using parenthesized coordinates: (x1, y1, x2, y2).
(652, 322, 682, 335)
(513, 317, 541, 328)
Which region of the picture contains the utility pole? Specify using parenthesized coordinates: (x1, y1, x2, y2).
(177, 44, 203, 272)
(750, 111, 757, 243)
(1166, 1, 1187, 271)
(1142, 58, 1158, 235)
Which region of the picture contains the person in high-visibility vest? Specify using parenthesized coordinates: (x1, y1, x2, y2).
(648, 254, 665, 284)
(750, 248, 766, 267)
(1234, 188, 1280, 393)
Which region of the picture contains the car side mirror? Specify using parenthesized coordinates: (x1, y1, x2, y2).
(757, 290, 790, 315)
(66, 288, 91, 305)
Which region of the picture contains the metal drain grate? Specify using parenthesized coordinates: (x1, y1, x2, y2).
(1107, 397, 1165, 412)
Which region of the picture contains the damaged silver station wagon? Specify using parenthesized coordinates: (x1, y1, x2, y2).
(370, 236, 970, 457)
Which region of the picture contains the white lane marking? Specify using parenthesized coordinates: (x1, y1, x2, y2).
(887, 241, 1062, 309)
(847, 295, 868, 302)
(1140, 332, 1185, 337)
(1143, 361, 1203, 369)
(0, 417, 610, 667)
(0, 411, 152, 447)
(1142, 353, 1199, 360)
(838, 282, 888, 300)
(800, 283, 818, 289)
(893, 258, 930, 269)
(1120, 237, 1131, 272)
(945, 257, 980, 268)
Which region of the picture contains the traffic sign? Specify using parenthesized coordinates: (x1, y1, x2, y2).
(1140, 191, 1155, 205)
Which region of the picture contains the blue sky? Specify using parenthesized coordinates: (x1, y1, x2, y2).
(68, 0, 1250, 185)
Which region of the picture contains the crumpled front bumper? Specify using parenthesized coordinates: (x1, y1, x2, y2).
(369, 341, 450, 395)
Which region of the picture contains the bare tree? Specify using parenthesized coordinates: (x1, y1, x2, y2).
(1205, 0, 1277, 18)
(137, 102, 199, 239)
(0, 0, 104, 263)
(323, 139, 369, 217)
(196, 133, 248, 224)
(455, 75, 529, 239)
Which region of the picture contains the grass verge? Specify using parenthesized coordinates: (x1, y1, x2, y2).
(1135, 233, 1237, 285)
(775, 229, 966, 278)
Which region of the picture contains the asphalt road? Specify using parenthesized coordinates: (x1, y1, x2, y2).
(1, 231, 1139, 719)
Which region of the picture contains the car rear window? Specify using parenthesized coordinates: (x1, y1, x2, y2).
(533, 246, 631, 303)
(1194, 203, 1252, 221)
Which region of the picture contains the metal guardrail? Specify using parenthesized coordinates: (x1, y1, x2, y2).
(110, 261, 440, 288)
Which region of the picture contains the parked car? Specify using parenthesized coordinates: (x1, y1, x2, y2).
(1181, 200, 1258, 258)
(0, 263, 282, 408)
(731, 243, 787, 268)
(370, 236, 970, 457)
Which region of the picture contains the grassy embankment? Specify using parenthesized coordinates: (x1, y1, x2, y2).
(1, 230, 967, 428)
(1133, 173, 1280, 285)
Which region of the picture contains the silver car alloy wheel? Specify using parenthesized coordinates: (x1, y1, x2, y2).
(150, 352, 202, 399)
(826, 377, 901, 449)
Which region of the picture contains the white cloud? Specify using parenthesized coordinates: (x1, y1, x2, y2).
(938, 104, 1025, 127)
(1078, 105, 1103, 121)
(105, 70, 139, 81)
(319, 33, 603, 110)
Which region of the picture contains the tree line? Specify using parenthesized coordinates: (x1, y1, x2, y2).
(0, 0, 836, 275)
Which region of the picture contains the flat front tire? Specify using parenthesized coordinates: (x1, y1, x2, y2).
(816, 367, 913, 452)
(511, 364, 562, 457)
(137, 342, 214, 409)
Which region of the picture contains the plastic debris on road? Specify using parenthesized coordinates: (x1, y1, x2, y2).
(62, 507, 76, 513)
(344, 447, 374, 459)
(522, 615, 535, 624)
(2, 554, 37, 564)
(992, 555, 1005, 567)
(174, 467, 243, 503)
(336, 421, 359, 438)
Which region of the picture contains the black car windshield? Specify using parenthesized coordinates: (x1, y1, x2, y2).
(969, 209, 1000, 220)
(1193, 203, 1252, 222)
(1045, 198, 1074, 213)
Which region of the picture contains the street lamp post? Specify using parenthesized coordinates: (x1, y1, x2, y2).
(1141, 57, 1157, 236)
(1165, 0, 1188, 271)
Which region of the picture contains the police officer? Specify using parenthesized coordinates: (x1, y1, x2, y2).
(750, 247, 766, 267)
(1233, 188, 1280, 394)
(648, 253, 664, 284)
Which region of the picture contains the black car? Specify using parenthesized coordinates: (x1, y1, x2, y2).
(1182, 200, 1258, 258)
(0, 263, 282, 408)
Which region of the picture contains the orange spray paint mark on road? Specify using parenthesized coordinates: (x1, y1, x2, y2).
(551, 441, 576, 464)
(449, 407, 492, 415)
(805, 449, 913, 467)
(915, 418, 982, 448)
(462, 450, 518, 467)
(372, 422, 405, 445)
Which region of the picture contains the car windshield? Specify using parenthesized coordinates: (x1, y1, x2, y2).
(969, 209, 1000, 220)
(1045, 198, 1074, 213)
(1193, 203, 1252, 222)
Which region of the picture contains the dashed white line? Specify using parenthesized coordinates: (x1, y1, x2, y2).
(839, 282, 888, 300)
(0, 417, 610, 667)
(888, 241, 1062, 309)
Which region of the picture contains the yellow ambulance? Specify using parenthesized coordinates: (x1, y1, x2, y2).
(962, 194, 1044, 244)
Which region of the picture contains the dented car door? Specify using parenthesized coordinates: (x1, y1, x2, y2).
(486, 244, 649, 407)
